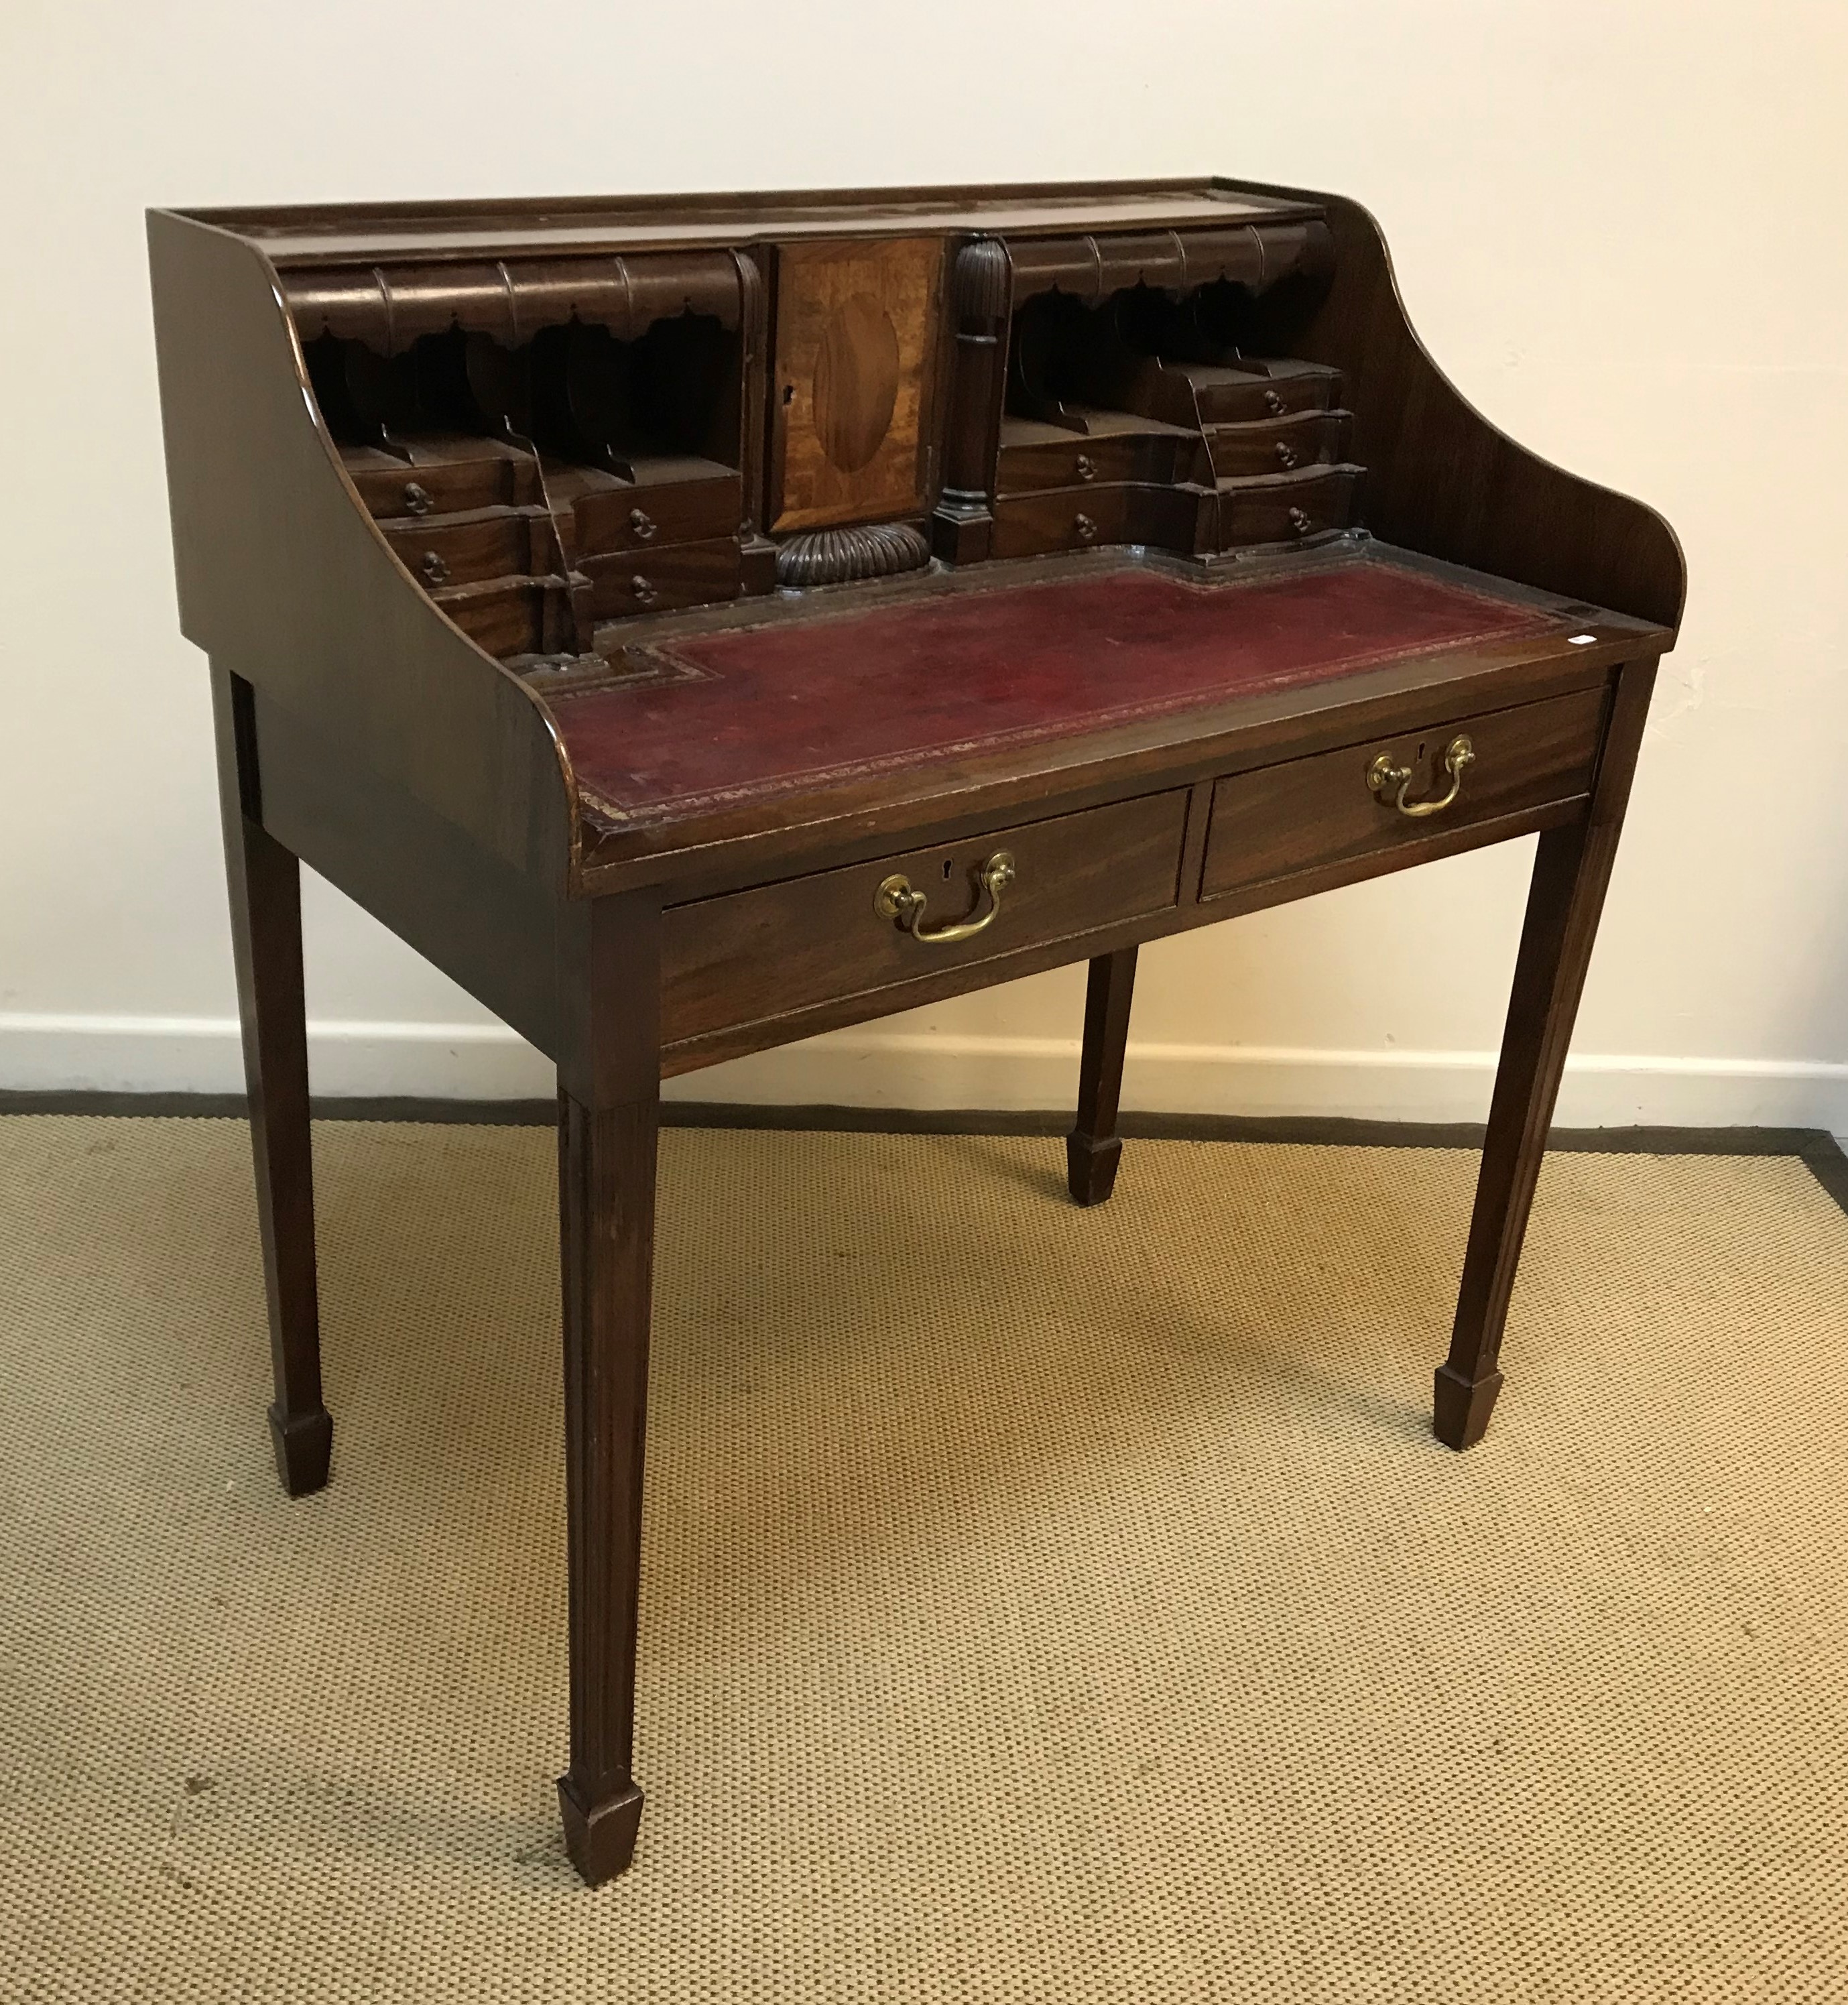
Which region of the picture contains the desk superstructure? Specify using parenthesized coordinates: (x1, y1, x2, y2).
(149, 179, 1683, 1884)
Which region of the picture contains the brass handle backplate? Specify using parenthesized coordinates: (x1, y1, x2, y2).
(629, 507, 658, 542)
(875, 851, 1015, 945)
(631, 574, 659, 607)
(1368, 735, 1475, 818)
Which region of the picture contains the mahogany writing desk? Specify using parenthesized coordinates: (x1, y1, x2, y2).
(147, 179, 1684, 1884)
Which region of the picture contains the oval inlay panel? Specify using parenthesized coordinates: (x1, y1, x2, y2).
(811, 292, 900, 473)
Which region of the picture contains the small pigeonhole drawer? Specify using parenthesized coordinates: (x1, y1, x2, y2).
(1188, 361, 1343, 425)
(578, 538, 743, 619)
(1215, 465, 1362, 548)
(570, 470, 743, 557)
(345, 444, 539, 520)
(1199, 685, 1608, 905)
(662, 791, 1190, 1050)
(990, 483, 1210, 558)
(429, 574, 574, 658)
(995, 426, 1192, 496)
(379, 507, 552, 589)
(1205, 410, 1353, 479)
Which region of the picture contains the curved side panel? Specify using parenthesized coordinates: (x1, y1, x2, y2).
(147, 208, 578, 886)
(1221, 181, 1686, 633)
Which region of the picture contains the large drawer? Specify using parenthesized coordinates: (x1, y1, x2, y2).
(663, 792, 1190, 1048)
(1199, 686, 1607, 904)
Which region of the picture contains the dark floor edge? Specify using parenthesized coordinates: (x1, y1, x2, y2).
(1798, 1134, 1848, 1220)
(3, 1085, 1845, 1210)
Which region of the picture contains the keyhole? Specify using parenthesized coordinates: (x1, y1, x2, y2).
(942, 859, 954, 879)
(782, 383, 795, 405)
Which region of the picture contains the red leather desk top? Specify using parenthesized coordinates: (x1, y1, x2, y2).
(554, 558, 1556, 827)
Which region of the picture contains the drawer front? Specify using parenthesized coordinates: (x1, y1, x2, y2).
(1215, 465, 1361, 548)
(430, 575, 572, 657)
(664, 792, 1190, 1048)
(572, 471, 743, 556)
(1200, 686, 1607, 904)
(1193, 363, 1343, 426)
(380, 507, 551, 589)
(991, 483, 1208, 558)
(347, 450, 537, 521)
(1206, 410, 1353, 479)
(579, 538, 743, 619)
(996, 428, 1190, 496)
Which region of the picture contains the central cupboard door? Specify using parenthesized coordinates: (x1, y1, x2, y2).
(769, 237, 944, 532)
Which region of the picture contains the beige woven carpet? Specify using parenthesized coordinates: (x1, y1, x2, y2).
(3, 1117, 1846, 2002)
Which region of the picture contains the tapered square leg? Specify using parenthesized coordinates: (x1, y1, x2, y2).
(267, 1401, 334, 1495)
(555, 894, 661, 1886)
(211, 664, 330, 1498)
(1432, 1363, 1503, 1451)
(1436, 662, 1656, 1450)
(558, 1776, 646, 1884)
(1065, 1132, 1123, 1208)
(1067, 947, 1137, 1207)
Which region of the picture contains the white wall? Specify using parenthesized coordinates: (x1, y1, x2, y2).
(3, 1, 1845, 1136)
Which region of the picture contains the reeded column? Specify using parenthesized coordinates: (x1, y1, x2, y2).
(929, 237, 1010, 564)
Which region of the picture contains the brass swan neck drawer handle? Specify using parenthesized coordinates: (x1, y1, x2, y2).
(1368, 735, 1475, 818)
(875, 850, 1015, 945)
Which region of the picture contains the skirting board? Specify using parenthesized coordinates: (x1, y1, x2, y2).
(3, 1012, 1846, 1144)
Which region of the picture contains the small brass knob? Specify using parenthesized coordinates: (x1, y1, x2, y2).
(419, 550, 449, 585)
(631, 574, 659, 607)
(1274, 441, 1299, 469)
(1074, 512, 1097, 543)
(1287, 507, 1312, 536)
(1075, 453, 1096, 482)
(629, 507, 658, 542)
(403, 481, 432, 517)
(1264, 389, 1286, 416)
